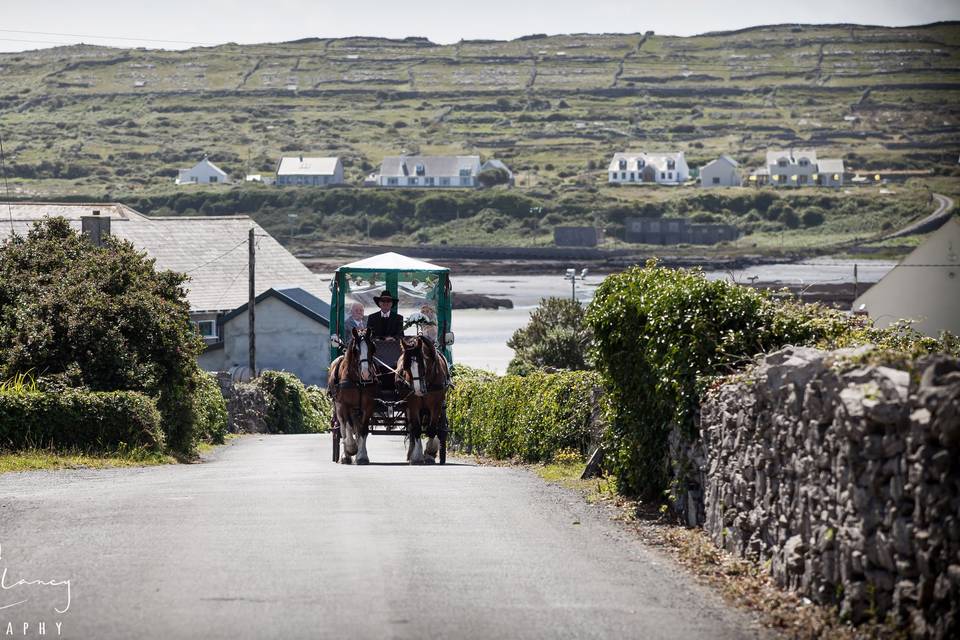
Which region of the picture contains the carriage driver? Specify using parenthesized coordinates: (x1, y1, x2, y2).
(366, 290, 403, 341)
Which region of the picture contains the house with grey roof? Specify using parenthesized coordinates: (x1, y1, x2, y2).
(176, 157, 230, 185)
(0, 202, 330, 383)
(754, 149, 845, 187)
(608, 152, 689, 185)
(376, 155, 482, 188)
(275, 155, 344, 186)
(699, 155, 741, 188)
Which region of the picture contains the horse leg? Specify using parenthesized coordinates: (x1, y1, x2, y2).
(407, 404, 425, 465)
(339, 403, 357, 463)
(423, 404, 439, 463)
(355, 400, 371, 465)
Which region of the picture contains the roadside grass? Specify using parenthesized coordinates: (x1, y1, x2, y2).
(0, 445, 175, 474)
(0, 435, 244, 474)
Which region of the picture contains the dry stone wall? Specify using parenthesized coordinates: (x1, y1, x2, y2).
(700, 346, 960, 638)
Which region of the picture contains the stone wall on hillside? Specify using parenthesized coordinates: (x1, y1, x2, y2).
(700, 346, 960, 638)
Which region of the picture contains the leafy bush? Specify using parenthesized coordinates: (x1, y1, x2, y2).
(507, 297, 592, 375)
(0, 389, 164, 452)
(193, 373, 227, 445)
(585, 260, 950, 499)
(256, 371, 325, 433)
(0, 218, 205, 453)
(478, 167, 510, 187)
(305, 385, 333, 430)
(447, 370, 602, 462)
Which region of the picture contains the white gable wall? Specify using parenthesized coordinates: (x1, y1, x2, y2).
(219, 297, 330, 386)
(853, 219, 960, 337)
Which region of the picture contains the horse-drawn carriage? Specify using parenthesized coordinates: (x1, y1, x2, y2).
(327, 252, 454, 465)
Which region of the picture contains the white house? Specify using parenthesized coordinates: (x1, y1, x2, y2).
(275, 156, 344, 186)
(699, 155, 741, 188)
(759, 149, 845, 188)
(608, 152, 689, 185)
(852, 217, 960, 338)
(176, 158, 230, 185)
(376, 155, 482, 188)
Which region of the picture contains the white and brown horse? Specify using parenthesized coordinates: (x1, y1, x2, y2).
(396, 335, 449, 464)
(327, 328, 377, 464)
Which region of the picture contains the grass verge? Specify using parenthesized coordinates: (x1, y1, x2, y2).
(0, 445, 175, 474)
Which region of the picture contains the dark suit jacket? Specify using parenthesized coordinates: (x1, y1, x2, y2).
(366, 311, 403, 340)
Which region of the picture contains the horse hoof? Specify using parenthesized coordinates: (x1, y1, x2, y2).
(356, 457, 370, 465)
(423, 457, 436, 465)
(340, 456, 353, 465)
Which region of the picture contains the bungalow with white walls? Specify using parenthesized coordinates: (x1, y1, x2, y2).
(176, 157, 230, 185)
(756, 149, 845, 188)
(608, 152, 689, 185)
(376, 155, 482, 188)
(699, 155, 741, 188)
(275, 156, 344, 186)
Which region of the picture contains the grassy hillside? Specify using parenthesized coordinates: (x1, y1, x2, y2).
(1, 23, 958, 251)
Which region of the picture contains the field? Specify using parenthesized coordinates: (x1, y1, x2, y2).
(1, 23, 958, 253)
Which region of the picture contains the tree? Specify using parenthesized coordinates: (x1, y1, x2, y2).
(0, 218, 206, 451)
(507, 297, 591, 375)
(477, 167, 510, 187)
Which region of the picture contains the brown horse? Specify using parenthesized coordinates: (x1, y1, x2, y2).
(396, 335, 449, 464)
(327, 328, 378, 464)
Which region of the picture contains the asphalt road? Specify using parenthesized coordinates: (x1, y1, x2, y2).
(884, 192, 955, 239)
(0, 435, 770, 640)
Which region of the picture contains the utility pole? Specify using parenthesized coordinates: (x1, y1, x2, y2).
(853, 263, 859, 302)
(248, 227, 256, 377)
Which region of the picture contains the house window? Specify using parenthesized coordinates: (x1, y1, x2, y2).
(799, 175, 808, 184)
(440, 177, 450, 186)
(191, 176, 198, 183)
(619, 159, 627, 170)
(459, 168, 471, 177)
(416, 164, 425, 176)
(668, 172, 673, 180)
(621, 172, 626, 180)
(660, 172, 665, 180)
(425, 177, 435, 186)
(387, 177, 399, 186)
(799, 158, 809, 167)
(460, 177, 471, 186)
(409, 177, 419, 185)
(712, 176, 720, 184)
(637, 159, 645, 169)
(778, 158, 788, 167)
(210, 176, 218, 183)
(629, 172, 635, 180)
(667, 160, 676, 170)
(197, 320, 217, 338)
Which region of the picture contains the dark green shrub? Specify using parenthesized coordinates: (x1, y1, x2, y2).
(0, 390, 164, 451)
(194, 373, 227, 444)
(0, 218, 205, 453)
(507, 297, 591, 375)
(256, 371, 324, 433)
(368, 216, 398, 238)
(447, 370, 601, 462)
(478, 167, 510, 187)
(305, 385, 333, 431)
(801, 207, 826, 227)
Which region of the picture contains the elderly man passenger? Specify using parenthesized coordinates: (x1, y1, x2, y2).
(345, 302, 366, 333)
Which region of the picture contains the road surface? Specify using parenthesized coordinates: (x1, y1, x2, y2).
(884, 192, 955, 239)
(0, 435, 770, 639)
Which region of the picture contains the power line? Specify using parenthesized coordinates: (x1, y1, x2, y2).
(184, 237, 248, 274)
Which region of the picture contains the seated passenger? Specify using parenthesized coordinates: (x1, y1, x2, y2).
(366, 290, 403, 341)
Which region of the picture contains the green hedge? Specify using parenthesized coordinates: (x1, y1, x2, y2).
(0, 390, 164, 452)
(585, 259, 952, 499)
(447, 370, 601, 462)
(305, 385, 333, 431)
(193, 373, 227, 445)
(257, 371, 326, 434)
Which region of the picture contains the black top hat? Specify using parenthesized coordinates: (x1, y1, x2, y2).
(373, 290, 398, 304)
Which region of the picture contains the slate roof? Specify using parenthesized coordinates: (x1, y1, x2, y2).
(222, 287, 330, 326)
(817, 158, 846, 174)
(701, 155, 739, 170)
(608, 152, 685, 172)
(379, 155, 481, 178)
(0, 203, 325, 314)
(766, 149, 818, 167)
(276, 156, 340, 176)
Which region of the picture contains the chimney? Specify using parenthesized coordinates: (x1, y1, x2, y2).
(81, 211, 111, 247)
